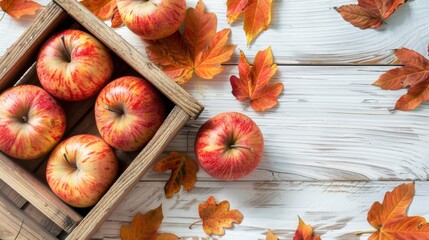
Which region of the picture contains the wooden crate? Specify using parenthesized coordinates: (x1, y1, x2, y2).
(0, 0, 204, 239)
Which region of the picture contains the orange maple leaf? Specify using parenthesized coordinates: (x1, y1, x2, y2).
(190, 196, 243, 236)
(373, 48, 429, 110)
(111, 6, 123, 28)
(335, 0, 406, 29)
(226, 0, 272, 45)
(357, 182, 429, 239)
(120, 205, 179, 240)
(80, 0, 116, 21)
(146, 0, 236, 84)
(294, 217, 321, 240)
(153, 151, 199, 199)
(266, 230, 279, 240)
(226, 0, 249, 24)
(0, 0, 43, 19)
(230, 46, 283, 111)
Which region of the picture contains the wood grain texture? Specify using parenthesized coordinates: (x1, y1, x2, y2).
(23, 204, 63, 236)
(1, 1, 428, 64)
(66, 106, 191, 239)
(0, 181, 26, 208)
(0, 151, 82, 233)
(0, 191, 56, 240)
(93, 181, 429, 240)
(110, 0, 429, 64)
(1, 0, 429, 239)
(131, 65, 429, 181)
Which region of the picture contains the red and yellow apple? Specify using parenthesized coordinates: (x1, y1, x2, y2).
(36, 29, 113, 101)
(116, 0, 186, 40)
(46, 134, 119, 208)
(94, 76, 166, 151)
(194, 112, 264, 180)
(0, 85, 66, 160)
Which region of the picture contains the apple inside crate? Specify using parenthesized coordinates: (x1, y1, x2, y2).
(0, 1, 203, 239)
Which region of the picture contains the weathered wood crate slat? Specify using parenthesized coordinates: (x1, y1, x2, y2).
(0, 1, 204, 239)
(0, 191, 57, 240)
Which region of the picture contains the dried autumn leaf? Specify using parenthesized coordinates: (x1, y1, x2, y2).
(153, 151, 199, 199)
(230, 46, 283, 111)
(183, 0, 216, 60)
(121, 205, 178, 240)
(0, 0, 43, 19)
(266, 230, 279, 240)
(373, 48, 429, 110)
(357, 182, 429, 239)
(111, 6, 123, 28)
(80, 0, 116, 21)
(120, 205, 162, 240)
(226, 0, 272, 45)
(243, 0, 272, 45)
(191, 196, 243, 236)
(369, 216, 429, 240)
(294, 217, 321, 240)
(226, 0, 249, 24)
(146, 32, 194, 83)
(335, 0, 406, 29)
(155, 233, 180, 240)
(146, 0, 236, 84)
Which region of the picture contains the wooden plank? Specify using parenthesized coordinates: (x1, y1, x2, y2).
(0, 151, 82, 233)
(1, 1, 428, 65)
(93, 181, 429, 240)
(0, 1, 69, 91)
(135, 65, 429, 181)
(66, 106, 191, 239)
(0, 191, 57, 240)
(52, 0, 204, 120)
(112, 0, 429, 65)
(24, 204, 63, 236)
(0, 180, 27, 208)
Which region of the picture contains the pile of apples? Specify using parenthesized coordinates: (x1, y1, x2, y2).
(112, 0, 266, 181)
(0, 0, 267, 209)
(0, 29, 166, 208)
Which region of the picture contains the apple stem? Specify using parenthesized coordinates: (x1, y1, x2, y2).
(188, 220, 203, 229)
(63, 153, 72, 165)
(105, 105, 123, 114)
(355, 229, 377, 235)
(22, 115, 28, 123)
(61, 36, 71, 62)
(230, 144, 253, 151)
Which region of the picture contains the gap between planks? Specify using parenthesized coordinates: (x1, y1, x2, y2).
(93, 180, 429, 240)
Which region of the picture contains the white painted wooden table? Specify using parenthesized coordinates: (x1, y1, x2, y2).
(1, 0, 429, 239)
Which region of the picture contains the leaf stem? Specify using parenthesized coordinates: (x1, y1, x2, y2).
(198, 80, 202, 95)
(355, 229, 377, 235)
(61, 36, 71, 62)
(188, 220, 203, 229)
(0, 12, 5, 22)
